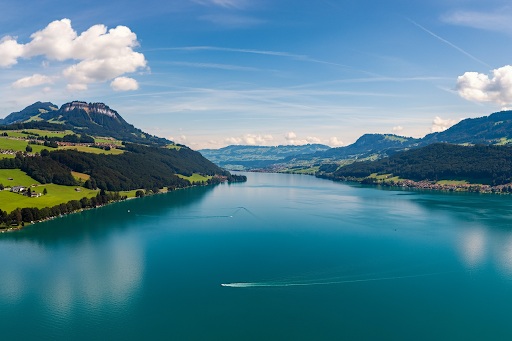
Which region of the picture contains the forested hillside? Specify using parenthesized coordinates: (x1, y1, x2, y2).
(0, 143, 244, 191)
(332, 143, 512, 185)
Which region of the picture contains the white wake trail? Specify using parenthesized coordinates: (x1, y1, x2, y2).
(221, 271, 452, 288)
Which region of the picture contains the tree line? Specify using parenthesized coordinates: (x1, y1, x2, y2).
(0, 190, 123, 227)
(0, 142, 247, 192)
(330, 143, 512, 185)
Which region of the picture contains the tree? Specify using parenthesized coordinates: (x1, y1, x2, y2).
(43, 188, 47, 195)
(40, 149, 50, 157)
(135, 190, 145, 197)
(26, 145, 33, 152)
(0, 183, 4, 190)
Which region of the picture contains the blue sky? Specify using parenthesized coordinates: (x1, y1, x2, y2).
(1, 0, 512, 149)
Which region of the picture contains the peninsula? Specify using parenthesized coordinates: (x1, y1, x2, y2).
(0, 101, 246, 230)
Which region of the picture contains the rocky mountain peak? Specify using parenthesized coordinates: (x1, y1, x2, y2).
(61, 101, 117, 119)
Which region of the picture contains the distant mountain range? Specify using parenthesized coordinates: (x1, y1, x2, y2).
(200, 109, 512, 170)
(198, 144, 330, 170)
(0, 101, 170, 145)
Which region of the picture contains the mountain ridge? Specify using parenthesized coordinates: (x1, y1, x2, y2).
(1, 101, 170, 145)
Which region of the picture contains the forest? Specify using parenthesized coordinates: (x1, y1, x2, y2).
(332, 143, 512, 185)
(0, 143, 246, 191)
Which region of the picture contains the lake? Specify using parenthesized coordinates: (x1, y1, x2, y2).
(1, 172, 512, 340)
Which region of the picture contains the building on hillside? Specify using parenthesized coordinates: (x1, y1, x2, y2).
(11, 185, 25, 193)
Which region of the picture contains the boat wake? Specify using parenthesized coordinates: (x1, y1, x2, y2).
(221, 271, 452, 288)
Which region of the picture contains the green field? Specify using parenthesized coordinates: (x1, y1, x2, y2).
(94, 138, 123, 145)
(71, 171, 90, 180)
(368, 173, 393, 180)
(0, 154, 15, 159)
(166, 144, 182, 150)
(47, 118, 65, 124)
(437, 180, 469, 185)
(0, 131, 29, 138)
(0, 184, 99, 213)
(25, 129, 74, 138)
(0, 169, 41, 187)
(25, 114, 44, 122)
(0, 137, 56, 153)
(384, 135, 408, 142)
(385, 176, 407, 182)
(177, 174, 212, 182)
(58, 145, 125, 155)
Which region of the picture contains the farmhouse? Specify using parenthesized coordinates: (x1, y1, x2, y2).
(11, 185, 26, 193)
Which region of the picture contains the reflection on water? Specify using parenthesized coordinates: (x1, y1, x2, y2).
(1, 174, 512, 340)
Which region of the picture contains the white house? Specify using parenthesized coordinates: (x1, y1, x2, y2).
(10, 185, 26, 193)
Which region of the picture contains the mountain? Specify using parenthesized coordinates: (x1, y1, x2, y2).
(0, 101, 58, 125)
(301, 134, 420, 161)
(330, 143, 512, 185)
(420, 110, 512, 145)
(206, 109, 512, 171)
(1, 101, 170, 145)
(199, 144, 330, 170)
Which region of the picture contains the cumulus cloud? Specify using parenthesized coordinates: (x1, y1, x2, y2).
(284, 132, 296, 140)
(0, 36, 24, 67)
(0, 19, 146, 89)
(110, 77, 139, 91)
(306, 136, 321, 143)
(431, 116, 460, 133)
(66, 83, 87, 91)
(42, 86, 51, 93)
(456, 65, 512, 106)
(224, 134, 273, 146)
(392, 126, 403, 132)
(12, 74, 54, 88)
(169, 135, 187, 144)
(328, 137, 343, 147)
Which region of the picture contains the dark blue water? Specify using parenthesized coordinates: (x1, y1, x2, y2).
(1, 173, 512, 340)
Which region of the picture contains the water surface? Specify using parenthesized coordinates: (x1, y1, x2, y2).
(1, 173, 512, 340)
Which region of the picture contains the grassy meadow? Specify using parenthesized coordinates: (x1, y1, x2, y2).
(0, 137, 56, 153)
(57, 145, 124, 155)
(0, 169, 41, 187)
(177, 174, 212, 182)
(0, 184, 99, 213)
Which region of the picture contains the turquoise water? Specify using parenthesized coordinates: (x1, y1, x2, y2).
(1, 172, 512, 340)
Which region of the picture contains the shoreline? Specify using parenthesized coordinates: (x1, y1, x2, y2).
(317, 174, 512, 195)
(0, 177, 247, 233)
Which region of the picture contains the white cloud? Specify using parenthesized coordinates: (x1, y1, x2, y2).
(442, 10, 512, 33)
(110, 77, 139, 91)
(431, 116, 460, 133)
(12, 74, 54, 88)
(0, 19, 147, 89)
(502, 107, 512, 111)
(0, 36, 24, 67)
(328, 137, 343, 147)
(306, 136, 321, 143)
(66, 83, 88, 91)
(224, 134, 273, 146)
(284, 132, 296, 140)
(170, 135, 187, 144)
(42, 86, 51, 93)
(392, 126, 403, 132)
(456, 66, 512, 106)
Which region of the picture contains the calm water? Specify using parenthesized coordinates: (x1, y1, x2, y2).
(1, 173, 512, 340)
